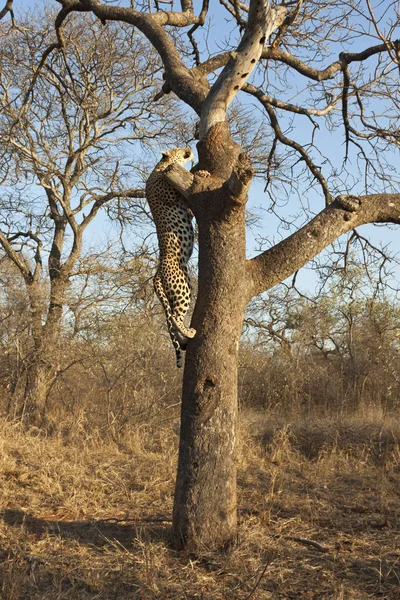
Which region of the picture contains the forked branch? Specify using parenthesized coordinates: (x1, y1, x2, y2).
(0, 230, 32, 281)
(0, 0, 13, 22)
(261, 41, 400, 82)
(55, 0, 209, 114)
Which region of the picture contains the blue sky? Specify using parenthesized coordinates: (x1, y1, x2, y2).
(7, 0, 400, 294)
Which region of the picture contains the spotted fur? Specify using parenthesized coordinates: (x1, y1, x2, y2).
(146, 147, 196, 367)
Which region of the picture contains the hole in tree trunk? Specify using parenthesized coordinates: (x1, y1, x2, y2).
(203, 378, 216, 390)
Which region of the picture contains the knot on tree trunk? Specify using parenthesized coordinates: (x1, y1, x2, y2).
(334, 194, 361, 212)
(196, 121, 241, 179)
(225, 152, 254, 203)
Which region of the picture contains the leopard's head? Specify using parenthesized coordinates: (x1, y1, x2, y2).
(160, 147, 193, 165)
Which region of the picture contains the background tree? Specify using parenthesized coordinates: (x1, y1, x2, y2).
(0, 9, 190, 426)
(41, 0, 400, 550)
(242, 266, 400, 414)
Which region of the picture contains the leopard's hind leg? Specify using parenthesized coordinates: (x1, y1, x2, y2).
(160, 260, 196, 340)
(154, 267, 183, 368)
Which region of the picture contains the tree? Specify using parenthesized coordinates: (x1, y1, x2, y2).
(49, 0, 400, 550)
(0, 10, 188, 426)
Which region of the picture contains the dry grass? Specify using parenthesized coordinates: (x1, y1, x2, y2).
(0, 408, 399, 599)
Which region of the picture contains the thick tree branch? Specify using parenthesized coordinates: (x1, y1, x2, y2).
(248, 194, 400, 297)
(163, 164, 195, 200)
(199, 0, 286, 138)
(56, 0, 208, 114)
(195, 39, 399, 83)
(194, 52, 231, 78)
(58, 0, 202, 27)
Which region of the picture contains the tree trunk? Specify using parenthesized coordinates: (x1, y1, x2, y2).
(17, 277, 67, 428)
(172, 123, 252, 550)
(20, 359, 54, 428)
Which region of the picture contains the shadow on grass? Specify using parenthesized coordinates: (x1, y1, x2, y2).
(0, 508, 171, 549)
(1, 509, 399, 598)
(0, 509, 174, 598)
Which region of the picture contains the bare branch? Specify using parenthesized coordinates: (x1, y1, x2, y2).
(199, 0, 287, 137)
(187, 0, 209, 66)
(261, 41, 400, 82)
(248, 194, 400, 297)
(195, 41, 396, 83)
(243, 82, 339, 117)
(56, 0, 208, 114)
(58, 0, 202, 27)
(8, 6, 77, 131)
(83, 189, 146, 226)
(341, 61, 351, 160)
(0, 230, 32, 281)
(250, 96, 332, 205)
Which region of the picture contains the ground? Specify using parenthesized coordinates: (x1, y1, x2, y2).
(0, 407, 399, 599)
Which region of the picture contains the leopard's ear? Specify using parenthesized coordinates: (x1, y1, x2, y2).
(161, 151, 169, 158)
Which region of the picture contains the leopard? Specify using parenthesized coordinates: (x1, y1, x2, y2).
(146, 147, 196, 367)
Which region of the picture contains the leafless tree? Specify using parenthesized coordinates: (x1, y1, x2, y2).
(0, 9, 188, 426)
(49, 0, 400, 551)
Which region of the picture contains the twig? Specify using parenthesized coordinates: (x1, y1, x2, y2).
(284, 535, 329, 553)
(186, 0, 209, 66)
(340, 60, 351, 161)
(262, 101, 332, 205)
(243, 560, 271, 600)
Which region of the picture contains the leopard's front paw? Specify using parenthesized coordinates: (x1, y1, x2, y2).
(195, 170, 211, 178)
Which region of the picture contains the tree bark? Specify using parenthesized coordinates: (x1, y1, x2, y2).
(21, 360, 54, 428)
(199, 1, 286, 137)
(172, 123, 253, 549)
(17, 276, 68, 428)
